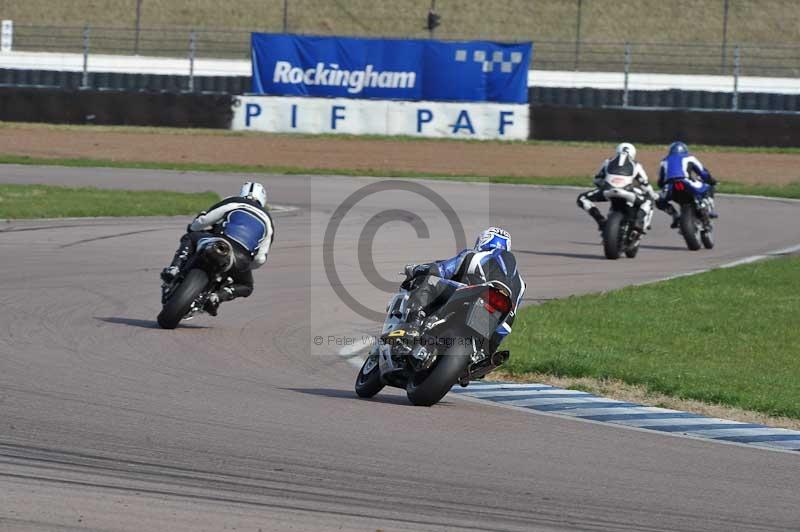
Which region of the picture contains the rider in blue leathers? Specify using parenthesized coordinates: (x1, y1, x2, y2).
(656, 141, 718, 228)
(403, 227, 526, 354)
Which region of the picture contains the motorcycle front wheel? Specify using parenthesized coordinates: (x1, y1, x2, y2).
(355, 352, 384, 398)
(602, 210, 624, 260)
(701, 226, 715, 249)
(157, 268, 209, 329)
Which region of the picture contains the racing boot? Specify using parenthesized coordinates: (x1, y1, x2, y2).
(204, 287, 236, 317)
(633, 209, 647, 234)
(160, 266, 180, 284)
(707, 197, 719, 219)
(203, 293, 220, 316)
(588, 207, 606, 231)
(161, 234, 193, 283)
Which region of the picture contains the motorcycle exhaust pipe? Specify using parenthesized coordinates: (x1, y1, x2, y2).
(212, 240, 230, 256)
(490, 350, 510, 367)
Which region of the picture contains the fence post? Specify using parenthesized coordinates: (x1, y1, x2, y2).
(732, 45, 740, 110)
(574, 0, 583, 70)
(134, 0, 142, 54)
(721, 0, 729, 73)
(81, 25, 90, 89)
(188, 30, 196, 92)
(427, 0, 440, 39)
(622, 43, 631, 107)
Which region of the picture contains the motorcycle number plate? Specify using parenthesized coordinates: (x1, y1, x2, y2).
(466, 302, 499, 339)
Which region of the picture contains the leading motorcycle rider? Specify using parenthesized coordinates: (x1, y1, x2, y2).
(656, 141, 719, 228)
(160, 182, 275, 316)
(402, 227, 526, 355)
(576, 142, 658, 232)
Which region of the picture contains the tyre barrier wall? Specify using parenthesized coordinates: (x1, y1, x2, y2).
(0, 87, 233, 128)
(529, 86, 800, 113)
(0, 68, 249, 95)
(529, 105, 800, 147)
(1, 87, 798, 147)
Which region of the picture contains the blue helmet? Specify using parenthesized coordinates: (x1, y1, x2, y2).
(474, 227, 511, 252)
(668, 141, 689, 155)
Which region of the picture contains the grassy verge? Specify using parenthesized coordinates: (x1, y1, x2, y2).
(504, 256, 800, 419)
(0, 184, 219, 219)
(2, 154, 800, 200)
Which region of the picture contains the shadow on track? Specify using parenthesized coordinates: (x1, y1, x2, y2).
(569, 240, 686, 251)
(286, 387, 458, 407)
(94, 316, 209, 329)
(514, 249, 606, 261)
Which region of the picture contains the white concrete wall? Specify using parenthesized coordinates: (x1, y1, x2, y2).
(1, 50, 798, 94)
(232, 95, 529, 140)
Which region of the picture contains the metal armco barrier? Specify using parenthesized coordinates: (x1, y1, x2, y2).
(0, 87, 233, 128)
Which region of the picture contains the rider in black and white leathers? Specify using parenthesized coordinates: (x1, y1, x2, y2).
(576, 142, 658, 232)
(161, 182, 274, 315)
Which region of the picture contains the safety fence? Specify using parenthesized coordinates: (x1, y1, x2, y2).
(2, 23, 800, 112)
(5, 23, 800, 78)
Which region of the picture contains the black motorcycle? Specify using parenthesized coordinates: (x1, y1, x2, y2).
(157, 236, 236, 329)
(355, 276, 513, 406)
(600, 174, 653, 260)
(668, 177, 715, 251)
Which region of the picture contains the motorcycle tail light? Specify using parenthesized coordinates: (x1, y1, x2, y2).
(482, 289, 512, 315)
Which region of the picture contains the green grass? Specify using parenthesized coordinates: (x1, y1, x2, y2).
(504, 256, 800, 419)
(0, 184, 219, 219)
(3, 153, 800, 200)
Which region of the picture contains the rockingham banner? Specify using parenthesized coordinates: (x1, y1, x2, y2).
(231, 95, 528, 140)
(251, 33, 531, 104)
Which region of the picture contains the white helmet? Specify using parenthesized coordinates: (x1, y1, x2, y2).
(240, 181, 267, 207)
(616, 142, 637, 160)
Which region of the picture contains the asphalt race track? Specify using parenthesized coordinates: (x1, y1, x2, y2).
(1, 165, 799, 531)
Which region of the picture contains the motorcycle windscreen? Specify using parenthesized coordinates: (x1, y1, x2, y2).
(222, 210, 267, 253)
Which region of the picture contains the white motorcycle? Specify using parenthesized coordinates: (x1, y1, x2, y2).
(600, 173, 654, 260)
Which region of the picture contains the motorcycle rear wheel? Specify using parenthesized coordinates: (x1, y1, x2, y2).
(157, 268, 209, 329)
(406, 334, 471, 407)
(680, 207, 702, 251)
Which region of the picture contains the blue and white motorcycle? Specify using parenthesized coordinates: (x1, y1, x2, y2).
(664, 177, 715, 251)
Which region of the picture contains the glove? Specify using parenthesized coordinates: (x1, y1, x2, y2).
(401, 264, 425, 290)
(403, 264, 420, 280)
